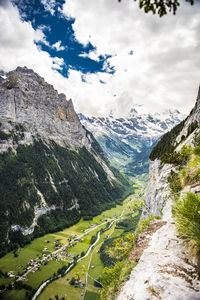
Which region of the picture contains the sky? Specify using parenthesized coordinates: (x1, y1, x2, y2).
(0, 0, 200, 117)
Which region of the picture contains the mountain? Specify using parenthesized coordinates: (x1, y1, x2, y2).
(118, 86, 200, 299)
(0, 67, 129, 257)
(79, 107, 185, 177)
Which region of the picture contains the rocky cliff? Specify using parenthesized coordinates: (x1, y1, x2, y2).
(117, 86, 200, 299)
(0, 67, 129, 257)
(0, 66, 90, 152)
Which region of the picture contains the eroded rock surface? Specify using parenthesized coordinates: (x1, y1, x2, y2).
(117, 201, 200, 300)
(0, 66, 90, 152)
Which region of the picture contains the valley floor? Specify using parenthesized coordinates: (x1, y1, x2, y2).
(0, 178, 145, 300)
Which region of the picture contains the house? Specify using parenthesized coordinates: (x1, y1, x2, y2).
(7, 271, 14, 277)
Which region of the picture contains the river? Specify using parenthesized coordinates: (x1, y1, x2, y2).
(31, 220, 115, 300)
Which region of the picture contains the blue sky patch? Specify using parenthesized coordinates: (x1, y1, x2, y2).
(11, 0, 114, 77)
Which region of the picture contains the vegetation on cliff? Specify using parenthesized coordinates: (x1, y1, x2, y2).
(150, 120, 199, 163)
(164, 130, 200, 259)
(100, 214, 155, 300)
(0, 136, 129, 257)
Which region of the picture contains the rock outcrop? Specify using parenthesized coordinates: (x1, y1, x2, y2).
(0, 66, 90, 152)
(117, 200, 200, 300)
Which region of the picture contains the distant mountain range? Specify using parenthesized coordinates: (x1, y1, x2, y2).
(79, 106, 185, 177)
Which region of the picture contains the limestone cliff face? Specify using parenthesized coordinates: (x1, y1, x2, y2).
(176, 85, 200, 145)
(143, 159, 172, 217)
(117, 86, 200, 300)
(145, 85, 200, 218)
(117, 200, 200, 300)
(0, 66, 90, 152)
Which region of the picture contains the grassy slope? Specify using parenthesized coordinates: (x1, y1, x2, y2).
(37, 179, 146, 300)
(0, 179, 144, 300)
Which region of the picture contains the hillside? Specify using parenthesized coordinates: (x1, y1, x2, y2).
(117, 86, 200, 300)
(79, 108, 185, 177)
(0, 67, 129, 257)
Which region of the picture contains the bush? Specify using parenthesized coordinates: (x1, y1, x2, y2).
(81, 251, 85, 257)
(94, 277, 102, 288)
(57, 265, 68, 277)
(150, 119, 186, 161)
(173, 193, 200, 252)
(90, 235, 97, 245)
(161, 145, 191, 166)
(167, 170, 182, 194)
(69, 277, 76, 285)
(0, 130, 11, 140)
(193, 146, 200, 156)
(2, 76, 18, 89)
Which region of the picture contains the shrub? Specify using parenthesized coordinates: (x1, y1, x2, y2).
(81, 251, 85, 257)
(2, 76, 18, 89)
(90, 235, 97, 245)
(161, 145, 191, 167)
(150, 119, 186, 161)
(94, 277, 102, 288)
(193, 146, 200, 156)
(69, 277, 76, 285)
(173, 193, 200, 253)
(167, 170, 182, 194)
(0, 130, 11, 140)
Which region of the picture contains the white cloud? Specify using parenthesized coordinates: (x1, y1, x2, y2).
(62, 0, 200, 116)
(52, 40, 65, 51)
(0, 0, 199, 118)
(52, 57, 64, 70)
(41, 0, 56, 15)
(34, 28, 50, 46)
(0, 1, 68, 98)
(79, 50, 99, 62)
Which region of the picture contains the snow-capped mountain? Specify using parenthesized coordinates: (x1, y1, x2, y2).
(79, 106, 186, 177)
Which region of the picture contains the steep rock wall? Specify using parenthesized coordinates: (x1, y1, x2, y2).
(117, 85, 200, 299)
(118, 158, 200, 299)
(0, 67, 90, 152)
(143, 159, 172, 217)
(117, 199, 200, 300)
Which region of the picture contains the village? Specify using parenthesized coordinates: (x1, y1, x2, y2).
(6, 221, 108, 284)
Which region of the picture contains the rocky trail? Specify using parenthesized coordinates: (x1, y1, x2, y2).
(117, 200, 200, 300)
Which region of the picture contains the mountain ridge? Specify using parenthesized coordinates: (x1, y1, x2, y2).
(0, 66, 129, 256)
(79, 107, 185, 176)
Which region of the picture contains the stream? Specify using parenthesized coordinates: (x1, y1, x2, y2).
(31, 220, 115, 300)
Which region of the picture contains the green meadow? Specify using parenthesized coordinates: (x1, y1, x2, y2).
(0, 177, 145, 300)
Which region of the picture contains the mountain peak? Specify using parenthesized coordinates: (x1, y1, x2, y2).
(0, 66, 90, 151)
(197, 84, 200, 101)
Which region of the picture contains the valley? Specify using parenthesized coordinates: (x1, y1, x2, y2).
(79, 109, 185, 177)
(0, 178, 146, 300)
(0, 67, 199, 300)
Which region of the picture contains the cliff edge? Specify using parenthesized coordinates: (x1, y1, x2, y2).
(117, 86, 200, 299)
